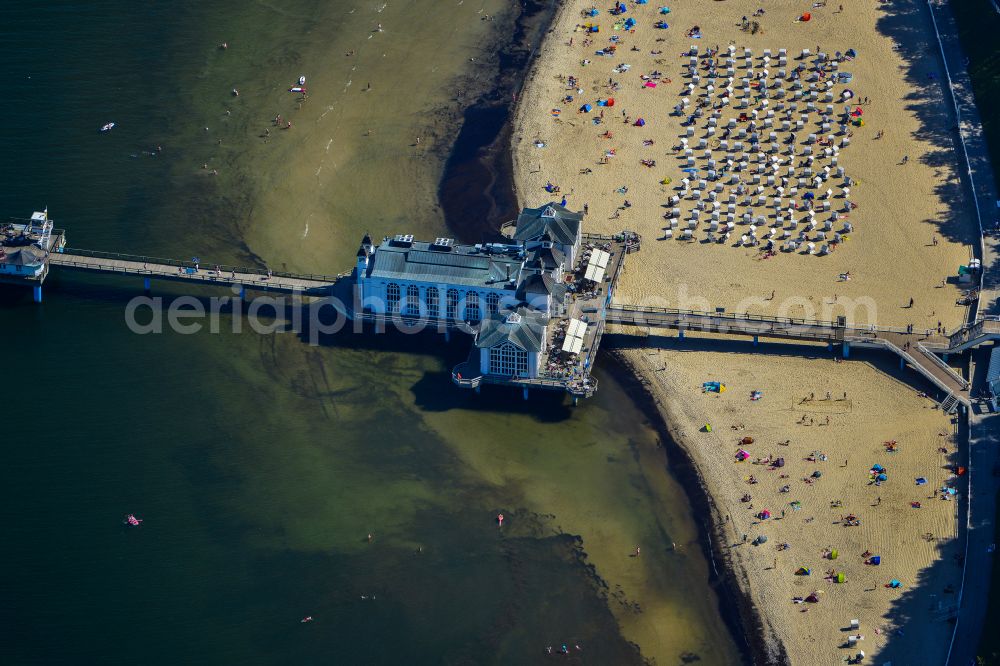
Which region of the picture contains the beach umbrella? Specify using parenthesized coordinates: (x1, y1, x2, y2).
(872, 464, 884, 472)
(915, 477, 927, 485)
(869, 556, 881, 565)
(659, 6, 671, 14)
(799, 12, 812, 21)
(877, 473, 887, 482)
(888, 579, 902, 588)
(835, 572, 846, 583)
(753, 535, 768, 545)
(811, 470, 822, 478)
(758, 510, 771, 520)
(635, 118, 646, 127)
(775, 457, 785, 468)
(607, 98, 615, 107)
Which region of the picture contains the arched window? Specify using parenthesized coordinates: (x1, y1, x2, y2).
(405, 285, 420, 316)
(486, 292, 501, 315)
(426, 288, 440, 319)
(465, 292, 481, 323)
(489, 341, 528, 377)
(386, 283, 401, 314)
(446, 289, 460, 321)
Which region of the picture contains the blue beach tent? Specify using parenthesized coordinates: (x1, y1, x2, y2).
(624, 17, 636, 30)
(580, 103, 592, 113)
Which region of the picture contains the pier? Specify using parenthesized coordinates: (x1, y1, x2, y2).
(6, 206, 1000, 409)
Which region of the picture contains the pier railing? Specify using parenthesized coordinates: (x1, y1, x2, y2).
(58, 247, 346, 283)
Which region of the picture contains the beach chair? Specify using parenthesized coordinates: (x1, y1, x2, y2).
(682, 228, 693, 240)
(849, 619, 860, 630)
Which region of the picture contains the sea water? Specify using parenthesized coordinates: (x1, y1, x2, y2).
(0, 1, 740, 663)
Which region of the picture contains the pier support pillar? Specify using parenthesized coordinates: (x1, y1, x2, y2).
(32, 285, 42, 304)
(573, 396, 579, 406)
(943, 353, 949, 363)
(474, 385, 480, 394)
(900, 356, 905, 370)
(523, 388, 530, 401)
(678, 329, 685, 340)
(827, 343, 833, 352)
(753, 335, 759, 347)
(444, 329, 451, 343)
(842, 341, 850, 359)
(143, 277, 151, 293)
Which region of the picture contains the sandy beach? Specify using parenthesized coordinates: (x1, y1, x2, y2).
(512, 0, 974, 662)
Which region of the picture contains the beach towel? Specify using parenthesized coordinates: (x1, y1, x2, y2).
(644, 81, 657, 88)
(915, 477, 927, 485)
(888, 579, 902, 588)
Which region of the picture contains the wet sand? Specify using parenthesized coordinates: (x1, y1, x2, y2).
(512, 0, 973, 662)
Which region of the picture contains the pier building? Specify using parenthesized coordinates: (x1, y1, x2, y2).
(0, 210, 66, 302)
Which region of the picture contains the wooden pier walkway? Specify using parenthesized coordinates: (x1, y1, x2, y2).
(604, 304, 1000, 410)
(48, 249, 343, 296)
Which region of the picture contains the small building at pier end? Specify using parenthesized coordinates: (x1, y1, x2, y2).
(1, 210, 66, 302)
(352, 203, 639, 400)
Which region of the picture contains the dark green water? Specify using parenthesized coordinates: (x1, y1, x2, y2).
(0, 2, 740, 664)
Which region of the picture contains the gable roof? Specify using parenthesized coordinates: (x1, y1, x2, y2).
(475, 308, 547, 352)
(513, 203, 583, 245)
(525, 244, 565, 271)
